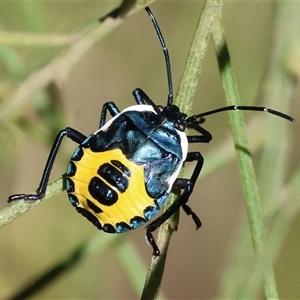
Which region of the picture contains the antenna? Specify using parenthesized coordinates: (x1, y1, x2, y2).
(186, 105, 295, 123)
(145, 7, 173, 106)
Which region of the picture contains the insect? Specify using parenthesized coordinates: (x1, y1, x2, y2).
(8, 7, 294, 256)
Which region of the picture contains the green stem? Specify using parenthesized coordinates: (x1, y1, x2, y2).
(211, 19, 278, 299)
(141, 1, 222, 299)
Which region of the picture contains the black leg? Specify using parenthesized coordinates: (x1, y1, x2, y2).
(132, 88, 161, 115)
(132, 88, 152, 105)
(145, 151, 204, 256)
(98, 102, 121, 128)
(8, 127, 86, 203)
(181, 202, 202, 229)
(132, 88, 161, 110)
(187, 121, 212, 143)
(99, 90, 161, 129)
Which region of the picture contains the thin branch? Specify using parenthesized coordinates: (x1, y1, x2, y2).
(0, 0, 155, 123)
(0, 32, 78, 47)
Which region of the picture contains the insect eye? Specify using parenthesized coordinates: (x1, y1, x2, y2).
(157, 105, 164, 111)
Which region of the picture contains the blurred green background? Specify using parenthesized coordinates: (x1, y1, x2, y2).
(0, 1, 299, 299)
